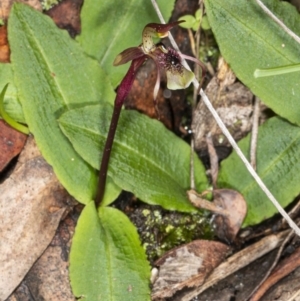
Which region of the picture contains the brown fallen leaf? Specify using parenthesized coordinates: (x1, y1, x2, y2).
(151, 240, 230, 299)
(22, 213, 77, 301)
(213, 189, 247, 242)
(126, 60, 187, 132)
(0, 26, 10, 63)
(0, 120, 27, 172)
(0, 0, 41, 21)
(126, 60, 170, 128)
(45, 0, 83, 38)
(0, 136, 73, 300)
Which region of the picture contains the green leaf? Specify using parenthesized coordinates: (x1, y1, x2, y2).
(8, 3, 115, 204)
(0, 63, 24, 123)
(69, 202, 150, 301)
(201, 16, 211, 31)
(101, 179, 122, 207)
(195, 9, 202, 21)
(59, 103, 208, 212)
(0, 84, 28, 134)
(178, 15, 196, 29)
(77, 0, 175, 87)
(192, 22, 201, 32)
(205, 0, 300, 125)
(218, 117, 300, 226)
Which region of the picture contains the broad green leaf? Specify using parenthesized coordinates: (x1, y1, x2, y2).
(218, 117, 300, 226)
(59, 104, 208, 212)
(0, 63, 24, 123)
(8, 3, 115, 204)
(205, 0, 300, 125)
(77, 0, 175, 87)
(70, 202, 150, 301)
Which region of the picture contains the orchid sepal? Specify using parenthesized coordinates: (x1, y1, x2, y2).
(113, 47, 145, 66)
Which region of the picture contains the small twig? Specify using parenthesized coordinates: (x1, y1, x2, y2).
(193, 0, 203, 86)
(286, 289, 300, 301)
(249, 237, 300, 301)
(280, 198, 300, 227)
(150, 0, 300, 236)
(247, 229, 295, 301)
(250, 96, 260, 169)
(173, 230, 290, 301)
(188, 189, 230, 217)
(187, 28, 196, 57)
(254, 0, 300, 44)
(206, 133, 218, 189)
(190, 1, 204, 191)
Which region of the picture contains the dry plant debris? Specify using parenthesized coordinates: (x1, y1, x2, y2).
(0, 0, 41, 21)
(213, 189, 247, 242)
(0, 137, 74, 300)
(2, 1, 300, 300)
(192, 57, 253, 154)
(45, 0, 82, 37)
(0, 26, 10, 63)
(0, 120, 27, 172)
(173, 230, 290, 301)
(188, 189, 247, 243)
(20, 214, 77, 301)
(249, 244, 300, 301)
(151, 239, 229, 299)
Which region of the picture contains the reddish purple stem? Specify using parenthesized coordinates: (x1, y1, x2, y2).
(95, 56, 146, 207)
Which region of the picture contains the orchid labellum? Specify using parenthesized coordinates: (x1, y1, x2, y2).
(95, 22, 205, 207)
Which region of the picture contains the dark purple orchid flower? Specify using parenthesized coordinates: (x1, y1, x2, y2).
(113, 21, 201, 106)
(95, 22, 204, 207)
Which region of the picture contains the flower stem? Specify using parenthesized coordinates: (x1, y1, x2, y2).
(95, 57, 146, 207)
(95, 103, 122, 207)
